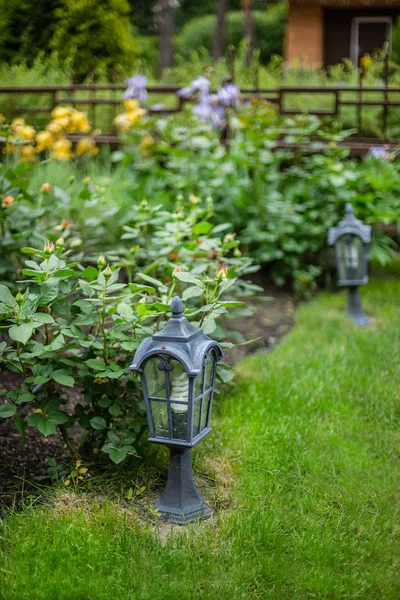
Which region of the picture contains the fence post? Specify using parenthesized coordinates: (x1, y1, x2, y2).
(358, 67, 364, 136)
(383, 53, 389, 141)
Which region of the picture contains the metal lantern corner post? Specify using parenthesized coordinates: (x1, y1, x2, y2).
(130, 296, 223, 525)
(328, 203, 371, 327)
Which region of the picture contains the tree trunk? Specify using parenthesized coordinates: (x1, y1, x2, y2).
(157, 0, 175, 72)
(213, 0, 229, 61)
(242, 0, 254, 66)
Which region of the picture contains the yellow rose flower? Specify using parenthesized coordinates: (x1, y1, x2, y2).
(50, 138, 74, 161)
(113, 113, 131, 132)
(76, 137, 99, 157)
(139, 134, 154, 157)
(46, 120, 64, 137)
(69, 110, 91, 134)
(36, 130, 54, 153)
(123, 99, 140, 112)
(17, 125, 36, 141)
(19, 144, 36, 163)
(360, 55, 373, 69)
(5, 136, 16, 154)
(11, 118, 25, 131)
(51, 106, 73, 120)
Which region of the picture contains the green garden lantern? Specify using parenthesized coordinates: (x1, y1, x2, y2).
(328, 203, 371, 326)
(130, 296, 223, 524)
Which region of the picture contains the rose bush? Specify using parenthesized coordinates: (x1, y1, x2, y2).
(0, 205, 258, 462)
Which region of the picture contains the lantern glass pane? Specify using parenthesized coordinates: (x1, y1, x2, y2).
(194, 372, 203, 399)
(336, 234, 365, 282)
(169, 359, 189, 440)
(205, 350, 217, 391)
(150, 400, 168, 437)
(193, 399, 201, 437)
(201, 392, 211, 431)
(144, 356, 166, 399)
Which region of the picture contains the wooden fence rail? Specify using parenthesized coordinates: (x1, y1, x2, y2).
(1, 83, 400, 150)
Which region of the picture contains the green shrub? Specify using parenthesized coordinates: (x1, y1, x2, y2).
(176, 6, 287, 65)
(0, 187, 258, 462)
(50, 0, 138, 81)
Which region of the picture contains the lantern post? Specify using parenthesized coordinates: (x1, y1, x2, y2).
(130, 296, 223, 524)
(328, 203, 371, 326)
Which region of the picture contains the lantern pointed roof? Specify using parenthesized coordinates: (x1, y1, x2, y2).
(152, 296, 201, 343)
(328, 203, 371, 245)
(130, 296, 223, 376)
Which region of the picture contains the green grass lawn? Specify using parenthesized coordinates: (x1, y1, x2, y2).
(1, 281, 400, 600)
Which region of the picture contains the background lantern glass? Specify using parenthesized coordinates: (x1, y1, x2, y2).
(336, 234, 364, 283)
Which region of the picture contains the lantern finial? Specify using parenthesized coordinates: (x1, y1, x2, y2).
(171, 295, 183, 317)
(345, 203, 354, 215)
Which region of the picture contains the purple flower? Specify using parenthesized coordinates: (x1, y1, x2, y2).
(192, 99, 225, 128)
(177, 76, 210, 99)
(124, 75, 148, 101)
(217, 83, 240, 108)
(369, 146, 390, 160)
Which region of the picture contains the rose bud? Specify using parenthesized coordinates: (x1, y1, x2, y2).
(2, 195, 14, 207)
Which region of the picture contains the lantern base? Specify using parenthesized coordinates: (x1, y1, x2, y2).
(347, 287, 369, 327)
(155, 447, 213, 525)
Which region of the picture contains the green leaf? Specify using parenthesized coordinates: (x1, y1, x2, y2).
(90, 416, 107, 430)
(202, 319, 217, 335)
(52, 370, 75, 387)
(0, 403, 17, 418)
(18, 392, 35, 403)
(108, 431, 120, 444)
(129, 283, 155, 294)
(0, 285, 17, 308)
(54, 269, 76, 278)
(173, 271, 204, 287)
(117, 302, 133, 318)
(80, 266, 99, 280)
(33, 376, 50, 385)
(109, 448, 127, 464)
(218, 301, 245, 308)
(21, 247, 47, 258)
(193, 221, 213, 235)
(216, 367, 236, 383)
(27, 413, 57, 436)
(44, 334, 65, 352)
(9, 324, 36, 345)
(85, 359, 107, 371)
(109, 404, 121, 416)
(182, 285, 204, 301)
(218, 277, 237, 296)
(78, 280, 95, 297)
(137, 273, 168, 292)
(32, 313, 55, 324)
(98, 397, 112, 408)
(49, 411, 69, 425)
(15, 416, 26, 439)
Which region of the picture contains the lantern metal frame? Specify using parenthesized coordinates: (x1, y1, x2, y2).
(130, 296, 223, 524)
(328, 203, 371, 326)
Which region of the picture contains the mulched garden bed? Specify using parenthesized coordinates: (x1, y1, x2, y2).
(0, 282, 295, 513)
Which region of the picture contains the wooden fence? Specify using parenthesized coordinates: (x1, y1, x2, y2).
(1, 82, 400, 152)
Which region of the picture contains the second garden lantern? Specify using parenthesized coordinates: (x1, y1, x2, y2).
(328, 203, 371, 326)
(130, 295, 223, 524)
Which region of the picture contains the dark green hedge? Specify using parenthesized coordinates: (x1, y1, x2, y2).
(177, 6, 287, 64)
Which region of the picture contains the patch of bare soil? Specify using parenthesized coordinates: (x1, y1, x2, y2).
(0, 280, 295, 512)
